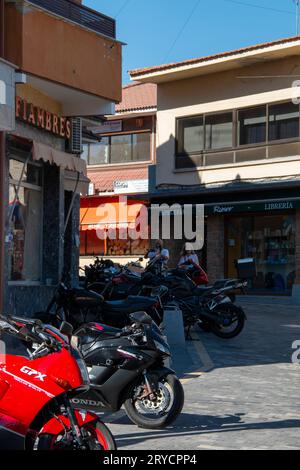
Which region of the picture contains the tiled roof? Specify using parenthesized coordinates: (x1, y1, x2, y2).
(88, 167, 148, 193)
(130, 35, 300, 77)
(115, 82, 157, 113)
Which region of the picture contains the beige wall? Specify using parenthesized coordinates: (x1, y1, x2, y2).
(156, 56, 300, 187)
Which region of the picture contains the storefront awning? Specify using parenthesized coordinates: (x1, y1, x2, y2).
(32, 141, 87, 176)
(80, 201, 147, 231)
(64, 170, 90, 196)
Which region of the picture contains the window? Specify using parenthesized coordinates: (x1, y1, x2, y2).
(89, 139, 109, 165)
(84, 133, 151, 165)
(132, 133, 151, 161)
(205, 113, 233, 150)
(8, 159, 43, 282)
(111, 135, 132, 163)
(177, 117, 204, 154)
(238, 106, 266, 145)
(269, 102, 299, 141)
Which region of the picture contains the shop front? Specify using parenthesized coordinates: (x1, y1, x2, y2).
(3, 92, 88, 316)
(207, 200, 299, 295)
(80, 195, 150, 267)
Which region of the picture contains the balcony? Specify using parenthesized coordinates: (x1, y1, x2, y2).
(4, 0, 122, 110)
(27, 0, 116, 39)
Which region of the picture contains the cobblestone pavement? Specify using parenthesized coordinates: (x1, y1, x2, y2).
(101, 300, 300, 450)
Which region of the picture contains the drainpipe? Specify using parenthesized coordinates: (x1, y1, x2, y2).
(0, 0, 5, 312)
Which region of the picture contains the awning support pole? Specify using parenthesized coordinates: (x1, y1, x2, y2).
(63, 171, 80, 236)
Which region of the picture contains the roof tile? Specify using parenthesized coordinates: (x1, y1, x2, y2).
(115, 82, 157, 113)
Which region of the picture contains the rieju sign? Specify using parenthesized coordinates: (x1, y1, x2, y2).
(15, 96, 71, 139)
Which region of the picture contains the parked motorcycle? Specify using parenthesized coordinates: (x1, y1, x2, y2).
(0, 315, 116, 450)
(172, 283, 247, 339)
(71, 311, 184, 429)
(37, 281, 166, 330)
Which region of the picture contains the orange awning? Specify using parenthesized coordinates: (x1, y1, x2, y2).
(80, 200, 147, 231)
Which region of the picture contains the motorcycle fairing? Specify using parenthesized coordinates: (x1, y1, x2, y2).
(40, 410, 99, 436)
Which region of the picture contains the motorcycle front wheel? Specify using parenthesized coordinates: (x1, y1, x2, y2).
(37, 420, 116, 450)
(124, 373, 184, 429)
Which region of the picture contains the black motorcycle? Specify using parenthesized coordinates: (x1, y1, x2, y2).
(70, 311, 184, 429)
(172, 283, 247, 339)
(38, 282, 165, 330)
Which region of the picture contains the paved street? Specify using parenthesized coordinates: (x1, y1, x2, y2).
(102, 299, 300, 450)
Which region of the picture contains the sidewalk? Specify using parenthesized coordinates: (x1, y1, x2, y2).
(108, 300, 300, 450)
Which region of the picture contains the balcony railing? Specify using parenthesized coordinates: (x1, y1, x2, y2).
(27, 0, 116, 39)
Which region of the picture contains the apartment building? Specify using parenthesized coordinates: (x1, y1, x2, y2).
(130, 36, 300, 300)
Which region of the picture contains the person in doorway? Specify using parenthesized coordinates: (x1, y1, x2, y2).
(146, 239, 169, 267)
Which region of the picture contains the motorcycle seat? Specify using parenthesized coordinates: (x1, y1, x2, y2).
(103, 295, 156, 313)
(193, 285, 216, 296)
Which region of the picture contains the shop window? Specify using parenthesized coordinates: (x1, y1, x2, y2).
(238, 106, 266, 145)
(86, 230, 105, 256)
(106, 233, 149, 256)
(269, 102, 300, 141)
(205, 113, 233, 150)
(226, 214, 296, 294)
(177, 116, 204, 154)
(81, 230, 149, 256)
(8, 159, 43, 282)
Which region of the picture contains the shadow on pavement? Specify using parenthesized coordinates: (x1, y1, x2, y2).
(184, 302, 300, 371)
(112, 412, 300, 448)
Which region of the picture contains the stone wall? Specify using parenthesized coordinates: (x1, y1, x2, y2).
(206, 215, 225, 282)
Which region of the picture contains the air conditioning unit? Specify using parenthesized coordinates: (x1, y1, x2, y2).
(67, 117, 82, 154)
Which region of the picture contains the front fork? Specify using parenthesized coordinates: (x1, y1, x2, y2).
(63, 397, 86, 449)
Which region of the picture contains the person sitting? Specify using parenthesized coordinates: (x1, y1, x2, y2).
(178, 242, 199, 267)
(146, 239, 169, 268)
(178, 243, 208, 285)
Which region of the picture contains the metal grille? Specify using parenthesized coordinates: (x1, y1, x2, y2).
(28, 0, 116, 39)
(68, 117, 82, 154)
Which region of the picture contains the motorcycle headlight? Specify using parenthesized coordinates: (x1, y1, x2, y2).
(154, 340, 171, 356)
(77, 358, 90, 385)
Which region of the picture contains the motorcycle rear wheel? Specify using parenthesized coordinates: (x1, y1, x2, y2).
(124, 373, 184, 429)
(210, 304, 245, 339)
(37, 420, 116, 450)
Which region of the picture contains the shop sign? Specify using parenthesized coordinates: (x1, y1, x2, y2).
(87, 120, 122, 135)
(208, 199, 300, 215)
(213, 206, 234, 214)
(15, 96, 71, 139)
(265, 202, 294, 210)
(114, 179, 149, 194)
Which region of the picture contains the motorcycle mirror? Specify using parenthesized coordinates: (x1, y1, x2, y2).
(60, 321, 73, 337)
(129, 311, 152, 325)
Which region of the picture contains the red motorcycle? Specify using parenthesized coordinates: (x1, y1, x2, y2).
(0, 315, 116, 450)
